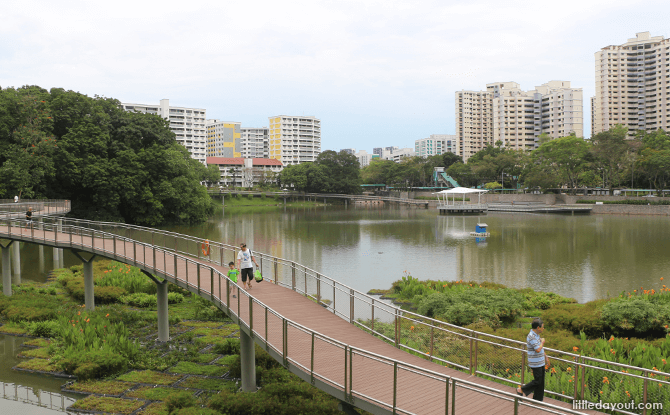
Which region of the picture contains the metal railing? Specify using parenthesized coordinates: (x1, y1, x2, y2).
(0, 210, 591, 414)
(1, 382, 75, 413)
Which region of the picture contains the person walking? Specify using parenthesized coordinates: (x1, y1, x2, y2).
(517, 318, 549, 401)
(25, 207, 33, 229)
(237, 243, 259, 291)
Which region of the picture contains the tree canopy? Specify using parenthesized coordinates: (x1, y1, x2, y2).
(280, 150, 362, 193)
(0, 85, 214, 225)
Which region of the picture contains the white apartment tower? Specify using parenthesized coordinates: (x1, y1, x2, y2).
(415, 134, 459, 157)
(121, 99, 207, 164)
(456, 81, 583, 161)
(240, 127, 269, 158)
(594, 32, 670, 137)
(206, 120, 241, 158)
(268, 116, 321, 166)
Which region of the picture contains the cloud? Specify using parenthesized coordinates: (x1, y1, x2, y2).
(1, 0, 668, 149)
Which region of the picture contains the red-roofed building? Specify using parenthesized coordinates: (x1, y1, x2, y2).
(207, 157, 283, 188)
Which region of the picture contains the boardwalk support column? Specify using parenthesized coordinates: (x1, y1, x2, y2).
(1, 240, 14, 296)
(71, 251, 97, 310)
(141, 271, 169, 342)
(240, 329, 257, 392)
(12, 241, 20, 281)
(338, 401, 357, 415)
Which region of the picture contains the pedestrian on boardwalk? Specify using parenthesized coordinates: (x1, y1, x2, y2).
(227, 262, 239, 298)
(25, 207, 33, 229)
(237, 243, 259, 291)
(517, 318, 549, 401)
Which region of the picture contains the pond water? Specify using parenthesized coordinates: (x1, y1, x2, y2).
(2, 204, 669, 410)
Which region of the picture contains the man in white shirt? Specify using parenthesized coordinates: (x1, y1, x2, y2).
(236, 243, 259, 291)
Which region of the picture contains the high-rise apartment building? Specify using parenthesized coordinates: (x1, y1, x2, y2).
(372, 148, 383, 156)
(593, 32, 670, 137)
(268, 116, 321, 166)
(340, 148, 356, 155)
(456, 81, 583, 161)
(415, 134, 458, 157)
(206, 120, 241, 158)
(121, 99, 207, 164)
(240, 127, 269, 158)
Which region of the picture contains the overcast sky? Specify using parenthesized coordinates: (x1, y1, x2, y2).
(1, 0, 668, 152)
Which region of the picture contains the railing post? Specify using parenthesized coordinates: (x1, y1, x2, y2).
(210, 268, 214, 301)
(348, 347, 353, 402)
(274, 258, 278, 284)
(316, 273, 321, 304)
(265, 307, 269, 351)
(394, 310, 399, 348)
(249, 296, 253, 335)
(520, 350, 526, 386)
(303, 266, 307, 296)
(371, 298, 375, 332)
(444, 377, 449, 415)
(291, 261, 296, 291)
(349, 289, 354, 324)
(643, 371, 649, 415)
(225, 278, 230, 313)
(174, 253, 178, 280)
(344, 345, 349, 402)
(451, 378, 457, 415)
(392, 361, 398, 414)
(133, 241, 137, 265)
(430, 326, 434, 362)
(310, 332, 315, 385)
(473, 333, 478, 374)
(282, 318, 288, 366)
(197, 264, 201, 295)
(469, 331, 474, 374)
(580, 357, 586, 399)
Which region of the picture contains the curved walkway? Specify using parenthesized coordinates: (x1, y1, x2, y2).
(0, 211, 604, 415)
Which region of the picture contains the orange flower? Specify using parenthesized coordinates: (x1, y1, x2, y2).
(566, 367, 571, 372)
(106, 313, 110, 317)
(610, 349, 616, 355)
(573, 346, 579, 352)
(599, 391, 603, 394)
(410, 326, 415, 331)
(603, 376, 609, 384)
(625, 391, 631, 397)
(551, 367, 557, 374)
(661, 277, 664, 281)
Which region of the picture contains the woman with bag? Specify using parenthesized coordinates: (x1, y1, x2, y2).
(237, 243, 259, 291)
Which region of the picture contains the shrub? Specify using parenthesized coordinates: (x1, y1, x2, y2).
(0, 293, 64, 322)
(601, 298, 670, 336)
(228, 344, 280, 379)
(247, 194, 253, 200)
(542, 300, 606, 337)
(61, 350, 127, 380)
(24, 320, 60, 337)
(165, 393, 197, 414)
(119, 293, 157, 308)
(167, 292, 184, 304)
(98, 262, 157, 294)
(212, 338, 240, 355)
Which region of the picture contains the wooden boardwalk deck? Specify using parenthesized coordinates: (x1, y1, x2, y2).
(0, 222, 603, 415)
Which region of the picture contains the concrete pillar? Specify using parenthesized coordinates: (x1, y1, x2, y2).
(83, 259, 95, 310)
(240, 329, 256, 392)
(156, 281, 169, 341)
(38, 245, 44, 273)
(53, 247, 60, 269)
(2, 244, 12, 296)
(12, 242, 20, 280)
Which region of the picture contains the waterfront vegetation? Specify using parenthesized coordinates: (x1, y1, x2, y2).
(0, 259, 369, 414)
(361, 127, 670, 195)
(366, 274, 670, 413)
(219, 192, 327, 207)
(0, 85, 215, 225)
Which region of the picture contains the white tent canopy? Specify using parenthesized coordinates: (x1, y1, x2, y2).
(436, 187, 488, 195)
(434, 187, 488, 205)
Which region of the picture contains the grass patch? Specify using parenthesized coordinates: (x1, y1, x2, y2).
(126, 386, 194, 401)
(195, 335, 237, 346)
(22, 338, 50, 347)
(67, 380, 132, 395)
(179, 321, 222, 328)
(138, 402, 168, 415)
(15, 358, 59, 372)
(192, 327, 237, 337)
(193, 353, 218, 364)
(214, 354, 238, 367)
(178, 377, 237, 391)
(69, 396, 144, 414)
(168, 362, 226, 377)
(116, 370, 183, 385)
(0, 323, 28, 335)
(18, 347, 50, 358)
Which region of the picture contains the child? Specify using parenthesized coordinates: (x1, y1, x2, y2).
(227, 262, 239, 298)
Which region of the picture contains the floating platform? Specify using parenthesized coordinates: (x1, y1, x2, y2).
(486, 203, 592, 213)
(437, 204, 488, 214)
(470, 232, 490, 237)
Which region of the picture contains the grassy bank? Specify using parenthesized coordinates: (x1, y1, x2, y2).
(0, 260, 368, 415)
(215, 193, 327, 207)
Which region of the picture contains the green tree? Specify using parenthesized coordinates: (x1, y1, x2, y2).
(591, 125, 629, 192)
(204, 164, 221, 187)
(530, 135, 592, 191)
(0, 86, 214, 225)
(637, 130, 670, 194)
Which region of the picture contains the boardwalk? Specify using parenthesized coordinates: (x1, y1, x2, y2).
(0, 216, 606, 415)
